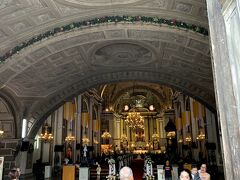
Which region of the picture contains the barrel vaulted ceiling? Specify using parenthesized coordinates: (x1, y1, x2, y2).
(0, 0, 214, 137)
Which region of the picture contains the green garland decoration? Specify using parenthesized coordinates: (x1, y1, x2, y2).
(0, 15, 208, 63)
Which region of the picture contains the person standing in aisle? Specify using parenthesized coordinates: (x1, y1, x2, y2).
(163, 160, 174, 180)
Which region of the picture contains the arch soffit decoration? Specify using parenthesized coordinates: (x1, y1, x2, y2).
(0, 0, 208, 55)
(1, 23, 212, 97)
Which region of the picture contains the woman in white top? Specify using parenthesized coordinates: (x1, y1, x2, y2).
(199, 164, 210, 180)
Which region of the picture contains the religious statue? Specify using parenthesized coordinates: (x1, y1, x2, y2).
(81, 144, 89, 167)
(83, 145, 88, 157)
(96, 162, 101, 176)
(144, 156, 154, 179)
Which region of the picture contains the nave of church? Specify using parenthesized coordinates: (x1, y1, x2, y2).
(0, 82, 223, 179)
(0, 0, 240, 180)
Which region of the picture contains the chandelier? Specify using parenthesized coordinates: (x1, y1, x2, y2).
(101, 131, 112, 139)
(39, 123, 53, 143)
(65, 135, 76, 142)
(125, 110, 144, 130)
(185, 134, 192, 143)
(82, 137, 90, 145)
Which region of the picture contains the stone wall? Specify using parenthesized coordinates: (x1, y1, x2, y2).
(0, 139, 20, 177)
(207, 0, 240, 179)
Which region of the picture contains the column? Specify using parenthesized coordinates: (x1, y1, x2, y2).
(207, 0, 240, 179)
(114, 116, 121, 149)
(144, 117, 149, 143)
(206, 108, 222, 166)
(97, 104, 102, 156)
(76, 95, 82, 162)
(52, 106, 64, 167)
(89, 98, 93, 147)
(42, 115, 52, 163)
(77, 95, 82, 144)
(190, 98, 199, 161)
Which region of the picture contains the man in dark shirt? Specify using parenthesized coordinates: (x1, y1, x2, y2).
(163, 160, 174, 180)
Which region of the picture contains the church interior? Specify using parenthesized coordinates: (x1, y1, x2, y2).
(0, 81, 223, 179)
(0, 0, 239, 180)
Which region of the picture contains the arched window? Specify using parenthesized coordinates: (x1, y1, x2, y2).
(0, 97, 15, 138)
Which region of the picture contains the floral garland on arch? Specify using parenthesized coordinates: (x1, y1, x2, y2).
(0, 15, 208, 63)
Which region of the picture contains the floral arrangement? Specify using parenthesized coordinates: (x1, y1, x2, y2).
(106, 174, 119, 180)
(144, 174, 155, 180)
(145, 157, 154, 165)
(0, 15, 208, 63)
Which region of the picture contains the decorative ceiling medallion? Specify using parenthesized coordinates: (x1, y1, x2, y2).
(92, 42, 154, 67)
(59, 0, 142, 7)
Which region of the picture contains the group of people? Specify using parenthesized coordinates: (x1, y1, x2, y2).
(163, 160, 211, 180)
(7, 161, 210, 180)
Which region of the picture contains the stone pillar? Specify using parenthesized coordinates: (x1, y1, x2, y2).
(206, 0, 240, 179)
(77, 95, 82, 144)
(76, 95, 82, 162)
(179, 95, 186, 145)
(144, 117, 149, 143)
(114, 115, 121, 149)
(41, 116, 52, 163)
(89, 98, 93, 147)
(190, 98, 199, 161)
(97, 104, 102, 156)
(206, 108, 222, 166)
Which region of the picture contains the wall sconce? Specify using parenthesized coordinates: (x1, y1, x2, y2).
(0, 130, 4, 138)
